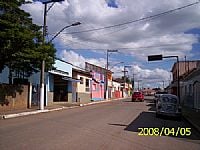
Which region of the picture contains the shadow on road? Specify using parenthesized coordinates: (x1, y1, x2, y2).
(109, 99, 200, 140)
(109, 111, 200, 140)
(146, 103, 156, 111)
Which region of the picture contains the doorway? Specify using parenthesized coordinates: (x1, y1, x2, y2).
(53, 75, 68, 102)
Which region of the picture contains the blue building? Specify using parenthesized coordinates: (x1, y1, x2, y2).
(0, 59, 79, 107)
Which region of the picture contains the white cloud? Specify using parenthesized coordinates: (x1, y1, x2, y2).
(21, 0, 200, 86)
(60, 50, 106, 68)
(22, 0, 200, 57)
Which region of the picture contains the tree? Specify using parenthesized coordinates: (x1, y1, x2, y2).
(0, 0, 56, 83)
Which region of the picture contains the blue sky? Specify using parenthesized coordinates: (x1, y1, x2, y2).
(23, 0, 200, 88)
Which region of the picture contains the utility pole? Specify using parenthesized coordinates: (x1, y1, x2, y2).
(40, 3, 47, 110)
(39, 0, 66, 110)
(132, 73, 136, 91)
(105, 50, 118, 99)
(137, 80, 142, 91)
(122, 65, 131, 97)
(122, 69, 127, 98)
(162, 80, 165, 90)
(148, 54, 180, 104)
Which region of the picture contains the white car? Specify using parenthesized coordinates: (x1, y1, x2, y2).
(156, 94, 181, 118)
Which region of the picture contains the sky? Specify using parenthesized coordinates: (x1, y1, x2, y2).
(22, 0, 200, 88)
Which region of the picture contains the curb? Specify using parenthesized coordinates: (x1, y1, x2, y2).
(1, 97, 128, 120)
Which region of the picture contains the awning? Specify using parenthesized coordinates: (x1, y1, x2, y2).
(49, 69, 70, 77)
(62, 77, 81, 82)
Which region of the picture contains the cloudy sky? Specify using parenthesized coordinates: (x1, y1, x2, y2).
(23, 0, 200, 88)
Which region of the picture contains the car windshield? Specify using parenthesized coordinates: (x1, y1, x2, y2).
(162, 97, 177, 104)
(134, 92, 141, 95)
(156, 92, 168, 94)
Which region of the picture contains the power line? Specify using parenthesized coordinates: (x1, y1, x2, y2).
(62, 1, 200, 35)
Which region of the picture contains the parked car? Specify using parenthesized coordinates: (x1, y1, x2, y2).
(132, 91, 144, 102)
(156, 94, 181, 118)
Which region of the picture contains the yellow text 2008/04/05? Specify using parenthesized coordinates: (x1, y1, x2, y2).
(138, 127, 191, 136)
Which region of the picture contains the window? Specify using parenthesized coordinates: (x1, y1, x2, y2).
(80, 77, 84, 84)
(85, 79, 90, 92)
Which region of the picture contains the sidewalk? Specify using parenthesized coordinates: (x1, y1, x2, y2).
(0, 97, 126, 119)
(182, 106, 200, 133)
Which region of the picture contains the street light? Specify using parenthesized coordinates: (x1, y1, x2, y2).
(49, 22, 81, 43)
(148, 54, 180, 103)
(39, 0, 80, 110)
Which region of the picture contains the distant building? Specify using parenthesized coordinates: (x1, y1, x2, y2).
(112, 79, 123, 98)
(142, 88, 156, 96)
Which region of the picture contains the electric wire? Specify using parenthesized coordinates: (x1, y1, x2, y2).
(62, 1, 200, 35)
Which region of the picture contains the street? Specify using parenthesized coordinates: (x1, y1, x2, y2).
(0, 97, 200, 150)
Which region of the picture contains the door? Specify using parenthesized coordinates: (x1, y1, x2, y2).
(72, 82, 77, 102)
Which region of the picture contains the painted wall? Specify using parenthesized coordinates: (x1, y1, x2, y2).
(53, 60, 72, 77)
(91, 72, 105, 101)
(77, 74, 91, 93)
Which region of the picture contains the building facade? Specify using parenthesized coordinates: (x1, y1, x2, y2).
(112, 80, 122, 99)
(85, 62, 105, 101)
(170, 60, 200, 97)
(72, 68, 92, 104)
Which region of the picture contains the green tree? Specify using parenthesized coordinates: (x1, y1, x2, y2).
(0, 0, 56, 83)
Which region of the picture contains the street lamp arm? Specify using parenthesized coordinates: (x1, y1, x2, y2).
(49, 22, 81, 43)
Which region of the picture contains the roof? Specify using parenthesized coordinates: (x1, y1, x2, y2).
(183, 67, 200, 81)
(85, 62, 112, 74)
(171, 60, 200, 72)
(72, 68, 92, 77)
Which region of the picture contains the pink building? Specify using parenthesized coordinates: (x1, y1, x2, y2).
(85, 62, 105, 101)
(91, 71, 105, 101)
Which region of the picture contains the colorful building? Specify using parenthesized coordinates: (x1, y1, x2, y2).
(72, 68, 92, 104)
(112, 80, 122, 98)
(85, 62, 105, 101)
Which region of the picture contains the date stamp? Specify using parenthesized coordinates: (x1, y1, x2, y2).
(138, 127, 191, 136)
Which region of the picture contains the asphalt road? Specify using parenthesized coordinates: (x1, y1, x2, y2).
(0, 97, 200, 150)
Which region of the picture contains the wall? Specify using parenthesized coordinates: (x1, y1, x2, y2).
(172, 61, 199, 81)
(181, 73, 200, 109)
(77, 93, 91, 104)
(53, 60, 72, 77)
(77, 74, 91, 93)
(91, 72, 104, 101)
(0, 84, 28, 112)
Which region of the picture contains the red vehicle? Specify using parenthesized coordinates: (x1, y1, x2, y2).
(132, 91, 144, 102)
